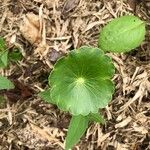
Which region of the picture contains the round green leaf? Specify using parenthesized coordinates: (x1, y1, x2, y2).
(98, 15, 146, 53)
(49, 46, 115, 115)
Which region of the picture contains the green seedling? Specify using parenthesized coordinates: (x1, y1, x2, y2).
(40, 46, 113, 150)
(40, 15, 145, 150)
(0, 37, 22, 68)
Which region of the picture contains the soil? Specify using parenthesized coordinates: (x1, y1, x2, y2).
(0, 0, 150, 150)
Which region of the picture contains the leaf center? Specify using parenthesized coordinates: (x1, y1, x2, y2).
(75, 77, 85, 85)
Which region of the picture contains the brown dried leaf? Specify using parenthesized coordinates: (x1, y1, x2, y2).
(20, 13, 41, 45)
(62, 0, 80, 16)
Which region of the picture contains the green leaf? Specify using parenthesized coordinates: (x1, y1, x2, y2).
(8, 48, 22, 62)
(98, 15, 146, 53)
(65, 115, 89, 150)
(39, 88, 53, 103)
(0, 37, 6, 51)
(88, 113, 105, 124)
(49, 46, 115, 115)
(0, 75, 14, 90)
(0, 50, 8, 68)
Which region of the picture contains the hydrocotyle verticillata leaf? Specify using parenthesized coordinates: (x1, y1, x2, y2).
(0, 75, 14, 90)
(49, 46, 115, 115)
(65, 115, 89, 150)
(98, 15, 146, 53)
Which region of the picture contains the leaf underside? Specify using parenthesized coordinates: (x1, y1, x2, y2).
(99, 15, 146, 53)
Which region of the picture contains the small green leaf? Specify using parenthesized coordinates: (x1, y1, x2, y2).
(0, 75, 14, 90)
(88, 113, 105, 124)
(0, 37, 6, 51)
(98, 15, 146, 53)
(39, 89, 53, 103)
(0, 50, 8, 68)
(65, 115, 89, 150)
(8, 48, 22, 62)
(49, 46, 115, 115)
